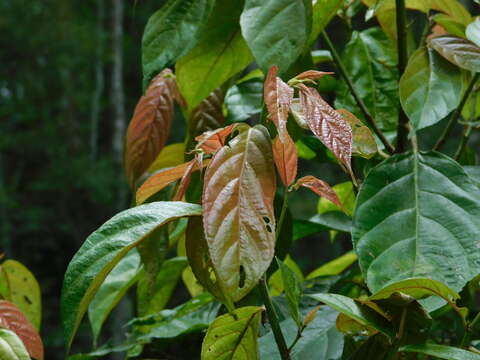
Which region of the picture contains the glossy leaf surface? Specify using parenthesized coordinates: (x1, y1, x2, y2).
(225, 78, 263, 122)
(467, 18, 480, 47)
(141, 0, 214, 84)
(240, 0, 310, 73)
(88, 249, 141, 342)
(400, 344, 480, 359)
(430, 35, 480, 72)
(176, 0, 252, 110)
(400, 47, 462, 130)
(201, 306, 262, 360)
(148, 143, 185, 173)
(0, 260, 41, 330)
(0, 329, 30, 360)
(335, 28, 399, 131)
(308, 0, 344, 45)
(306, 251, 357, 280)
(61, 201, 202, 349)
(353, 152, 480, 293)
(272, 135, 298, 187)
(277, 258, 302, 327)
(202, 125, 276, 301)
(0, 301, 43, 360)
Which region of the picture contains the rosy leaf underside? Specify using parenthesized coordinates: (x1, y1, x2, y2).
(264, 66, 294, 143)
(136, 159, 210, 204)
(195, 123, 244, 154)
(124, 69, 178, 187)
(189, 88, 225, 137)
(299, 85, 353, 172)
(296, 176, 344, 210)
(0, 301, 43, 360)
(272, 135, 298, 186)
(202, 125, 276, 301)
(295, 70, 334, 81)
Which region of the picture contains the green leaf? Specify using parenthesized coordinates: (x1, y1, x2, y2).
(225, 78, 263, 122)
(88, 249, 142, 342)
(201, 306, 263, 360)
(0, 329, 30, 360)
(259, 307, 343, 359)
(338, 109, 378, 159)
(1, 260, 42, 330)
(61, 201, 202, 350)
(269, 255, 303, 297)
(308, 0, 344, 45)
(465, 165, 480, 186)
(467, 18, 480, 47)
(276, 258, 302, 327)
(148, 143, 185, 173)
(399, 47, 462, 130)
(292, 213, 352, 241)
(434, 14, 466, 38)
(137, 257, 188, 317)
(400, 344, 480, 359)
(176, 0, 252, 110)
(352, 152, 480, 294)
(430, 35, 480, 73)
(240, 0, 310, 73)
(306, 251, 357, 280)
(308, 293, 394, 337)
(141, 0, 215, 86)
(318, 181, 356, 217)
(335, 27, 399, 131)
(370, 278, 460, 303)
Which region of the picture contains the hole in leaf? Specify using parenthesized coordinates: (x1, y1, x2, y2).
(239, 265, 246, 288)
(263, 216, 270, 224)
(266, 224, 272, 233)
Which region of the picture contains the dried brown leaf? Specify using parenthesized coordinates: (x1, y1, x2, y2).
(202, 125, 276, 301)
(295, 176, 344, 210)
(272, 134, 297, 186)
(125, 69, 179, 187)
(298, 84, 352, 172)
(136, 159, 210, 204)
(0, 300, 44, 360)
(264, 66, 294, 142)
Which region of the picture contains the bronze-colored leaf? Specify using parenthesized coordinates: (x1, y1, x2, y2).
(125, 69, 180, 187)
(264, 66, 294, 142)
(294, 176, 344, 210)
(0, 300, 43, 360)
(272, 134, 297, 186)
(136, 159, 210, 205)
(202, 125, 276, 301)
(294, 70, 334, 81)
(337, 109, 378, 159)
(429, 35, 480, 72)
(299, 84, 353, 172)
(195, 123, 247, 154)
(189, 88, 225, 137)
(173, 156, 204, 201)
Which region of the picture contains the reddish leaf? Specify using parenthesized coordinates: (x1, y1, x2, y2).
(264, 66, 294, 142)
(202, 125, 276, 301)
(189, 89, 225, 137)
(272, 134, 298, 186)
(136, 159, 210, 204)
(195, 124, 244, 154)
(173, 156, 204, 201)
(0, 300, 43, 360)
(298, 84, 352, 173)
(295, 176, 344, 210)
(295, 70, 334, 81)
(124, 69, 180, 187)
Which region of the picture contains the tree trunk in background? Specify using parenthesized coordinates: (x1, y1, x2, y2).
(90, 0, 105, 161)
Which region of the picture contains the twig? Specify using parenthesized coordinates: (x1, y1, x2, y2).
(434, 73, 480, 151)
(275, 189, 289, 242)
(395, 0, 410, 153)
(321, 31, 395, 154)
(258, 276, 291, 360)
(454, 126, 473, 160)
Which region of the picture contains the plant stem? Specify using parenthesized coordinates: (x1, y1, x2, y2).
(321, 31, 395, 154)
(275, 189, 288, 241)
(395, 0, 410, 153)
(434, 73, 480, 151)
(258, 276, 291, 360)
(288, 327, 304, 352)
(454, 126, 473, 160)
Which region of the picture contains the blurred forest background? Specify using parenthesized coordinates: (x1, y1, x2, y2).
(0, 0, 478, 359)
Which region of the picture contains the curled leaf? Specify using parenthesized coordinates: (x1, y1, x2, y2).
(264, 66, 294, 142)
(429, 35, 480, 72)
(195, 123, 247, 154)
(202, 125, 276, 301)
(189, 88, 225, 137)
(294, 176, 344, 210)
(0, 301, 43, 360)
(337, 109, 377, 159)
(294, 70, 334, 81)
(290, 98, 308, 129)
(136, 159, 210, 205)
(125, 69, 180, 187)
(299, 84, 353, 173)
(272, 135, 298, 186)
